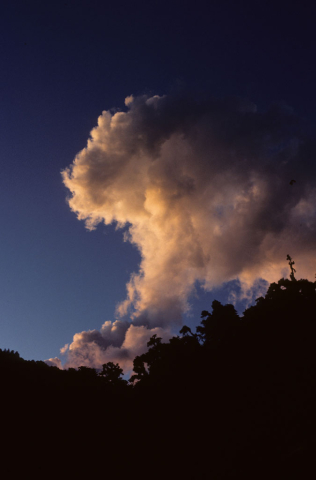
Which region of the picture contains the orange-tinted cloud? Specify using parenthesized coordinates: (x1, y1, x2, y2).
(62, 322, 171, 372)
(60, 93, 316, 370)
(45, 357, 63, 369)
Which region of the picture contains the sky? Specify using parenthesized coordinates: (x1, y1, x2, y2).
(1, 0, 316, 370)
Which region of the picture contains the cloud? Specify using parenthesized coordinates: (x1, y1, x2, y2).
(45, 357, 63, 369)
(60, 344, 69, 355)
(63, 322, 172, 372)
(61, 92, 316, 370)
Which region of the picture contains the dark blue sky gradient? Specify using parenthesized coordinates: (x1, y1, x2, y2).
(0, 0, 315, 361)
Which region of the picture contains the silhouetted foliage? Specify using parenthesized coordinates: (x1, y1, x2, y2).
(99, 361, 127, 387)
(287, 253, 297, 281)
(2, 256, 316, 478)
(196, 299, 239, 346)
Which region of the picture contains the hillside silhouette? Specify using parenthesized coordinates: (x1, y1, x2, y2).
(2, 257, 316, 479)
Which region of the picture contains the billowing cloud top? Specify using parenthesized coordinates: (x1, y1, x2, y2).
(61, 93, 316, 370)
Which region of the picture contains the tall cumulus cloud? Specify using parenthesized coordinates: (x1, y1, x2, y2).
(60, 93, 316, 370)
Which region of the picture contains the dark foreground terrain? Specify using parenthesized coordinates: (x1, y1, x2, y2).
(2, 264, 316, 479)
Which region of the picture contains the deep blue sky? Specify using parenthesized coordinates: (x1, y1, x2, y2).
(1, 0, 315, 362)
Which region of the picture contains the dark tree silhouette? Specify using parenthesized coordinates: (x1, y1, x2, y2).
(287, 253, 297, 281)
(99, 361, 127, 386)
(1, 257, 316, 479)
(196, 300, 239, 346)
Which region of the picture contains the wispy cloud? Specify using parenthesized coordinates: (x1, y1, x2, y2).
(45, 357, 63, 369)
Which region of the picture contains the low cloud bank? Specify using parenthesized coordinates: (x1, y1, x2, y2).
(59, 92, 316, 371)
(60, 322, 171, 371)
